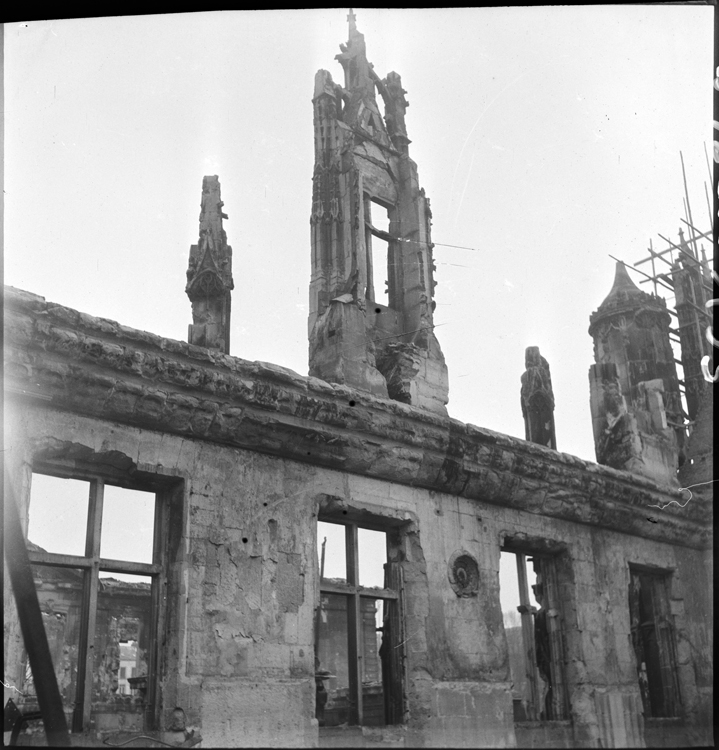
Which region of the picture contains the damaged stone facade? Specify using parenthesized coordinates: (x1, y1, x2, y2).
(4, 283, 713, 748)
(17, 559, 152, 739)
(308, 12, 448, 415)
(3, 15, 713, 750)
(588, 262, 684, 486)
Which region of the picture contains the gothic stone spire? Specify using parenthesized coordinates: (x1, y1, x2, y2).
(186, 175, 234, 354)
(308, 14, 448, 414)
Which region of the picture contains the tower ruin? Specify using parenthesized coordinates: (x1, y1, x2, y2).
(588, 261, 683, 485)
(308, 12, 449, 414)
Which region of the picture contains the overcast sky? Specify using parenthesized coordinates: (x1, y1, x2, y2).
(5, 8, 713, 467)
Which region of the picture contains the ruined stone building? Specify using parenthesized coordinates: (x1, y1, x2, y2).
(3, 14, 713, 749)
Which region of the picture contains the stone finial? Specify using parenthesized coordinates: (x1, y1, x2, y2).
(382, 72, 409, 147)
(520, 346, 556, 449)
(590, 262, 647, 324)
(335, 10, 372, 97)
(186, 176, 234, 353)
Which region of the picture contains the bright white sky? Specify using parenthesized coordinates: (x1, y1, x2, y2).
(5, 8, 712, 466)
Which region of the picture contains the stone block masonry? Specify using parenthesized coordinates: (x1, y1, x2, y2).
(4, 284, 713, 747)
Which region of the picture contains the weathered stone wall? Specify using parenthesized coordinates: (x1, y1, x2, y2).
(3, 287, 713, 747)
(4, 287, 709, 548)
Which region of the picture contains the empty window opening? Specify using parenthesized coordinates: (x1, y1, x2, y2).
(316, 520, 404, 727)
(364, 198, 391, 307)
(27, 474, 89, 556)
(499, 549, 569, 722)
(100, 485, 155, 565)
(366, 112, 380, 135)
(22, 472, 164, 733)
(628, 568, 681, 718)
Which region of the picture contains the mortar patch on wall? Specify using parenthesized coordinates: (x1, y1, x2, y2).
(448, 551, 479, 597)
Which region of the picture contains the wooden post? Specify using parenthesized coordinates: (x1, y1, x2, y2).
(3, 478, 71, 746)
(345, 524, 362, 724)
(516, 553, 540, 720)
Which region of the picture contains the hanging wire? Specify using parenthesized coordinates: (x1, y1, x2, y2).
(392, 237, 483, 252)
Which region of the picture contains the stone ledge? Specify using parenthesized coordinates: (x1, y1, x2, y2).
(4, 286, 711, 549)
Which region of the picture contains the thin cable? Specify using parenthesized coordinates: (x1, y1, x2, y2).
(393, 237, 483, 252)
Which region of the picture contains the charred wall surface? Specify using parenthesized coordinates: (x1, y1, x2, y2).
(4, 287, 713, 748)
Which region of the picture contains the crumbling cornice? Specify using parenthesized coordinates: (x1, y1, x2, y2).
(4, 286, 711, 550)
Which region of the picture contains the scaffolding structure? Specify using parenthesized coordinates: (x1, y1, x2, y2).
(625, 153, 714, 434)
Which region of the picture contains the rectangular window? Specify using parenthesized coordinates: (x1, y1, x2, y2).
(21, 471, 168, 733)
(316, 520, 404, 727)
(628, 568, 681, 718)
(499, 549, 569, 722)
(364, 197, 392, 307)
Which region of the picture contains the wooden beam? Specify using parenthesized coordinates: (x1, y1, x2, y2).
(516, 553, 540, 721)
(3, 480, 71, 746)
(78, 480, 104, 730)
(345, 524, 362, 725)
(320, 579, 398, 599)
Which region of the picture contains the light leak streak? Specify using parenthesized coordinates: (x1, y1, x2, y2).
(648, 479, 718, 510)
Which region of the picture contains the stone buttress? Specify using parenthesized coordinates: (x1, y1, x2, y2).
(308, 12, 449, 415)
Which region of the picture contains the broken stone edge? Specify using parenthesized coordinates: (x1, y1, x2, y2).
(4, 286, 710, 550)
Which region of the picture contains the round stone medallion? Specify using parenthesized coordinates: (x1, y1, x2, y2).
(448, 551, 479, 597)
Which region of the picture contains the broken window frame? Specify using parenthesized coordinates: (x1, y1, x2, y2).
(628, 566, 682, 718)
(317, 518, 406, 726)
(24, 464, 172, 733)
(363, 195, 396, 309)
(500, 547, 570, 722)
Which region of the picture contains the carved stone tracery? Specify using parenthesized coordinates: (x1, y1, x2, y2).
(308, 13, 448, 414)
(186, 176, 234, 354)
